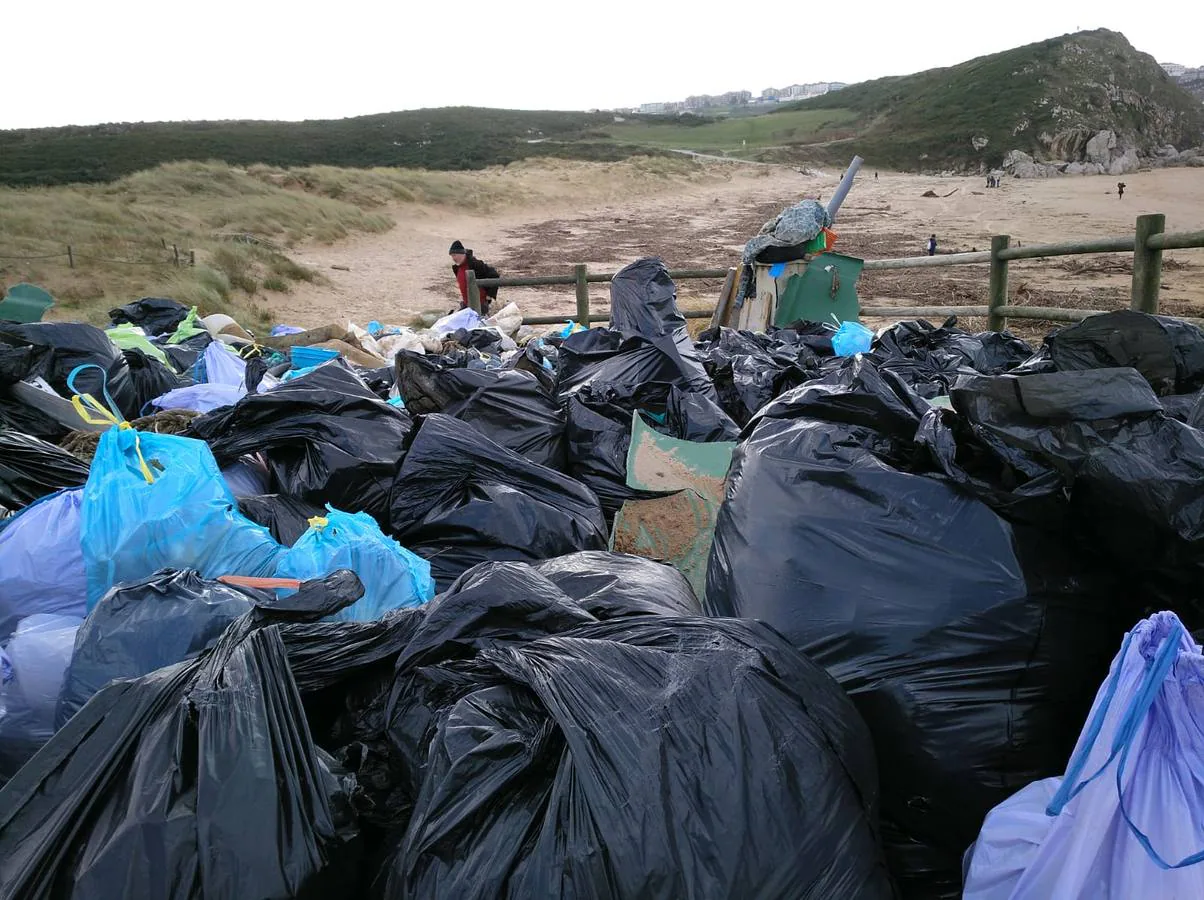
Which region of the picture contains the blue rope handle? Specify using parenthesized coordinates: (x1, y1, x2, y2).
(66, 363, 123, 420)
(1047, 620, 1203, 870)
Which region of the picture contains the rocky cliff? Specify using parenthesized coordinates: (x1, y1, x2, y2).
(783, 29, 1204, 174)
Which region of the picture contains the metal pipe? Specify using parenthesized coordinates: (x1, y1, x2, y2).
(825, 155, 863, 224)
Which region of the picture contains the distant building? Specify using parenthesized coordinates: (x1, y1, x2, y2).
(764, 81, 848, 102)
(1162, 62, 1188, 77)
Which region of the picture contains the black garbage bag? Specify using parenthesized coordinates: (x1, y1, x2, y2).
(388, 414, 607, 590)
(107, 297, 190, 337)
(55, 569, 255, 727)
(0, 429, 89, 510)
(396, 350, 566, 470)
(867, 318, 1032, 400)
(160, 331, 213, 374)
(0, 572, 366, 900)
(564, 380, 738, 518)
(238, 493, 327, 546)
(0, 322, 139, 420)
(694, 326, 819, 426)
(357, 364, 396, 400)
(376, 559, 894, 899)
(707, 357, 1128, 898)
(532, 551, 702, 616)
(190, 362, 412, 525)
(1016, 310, 1204, 395)
(951, 367, 1204, 625)
(558, 258, 714, 395)
(875, 317, 1033, 374)
(121, 347, 183, 414)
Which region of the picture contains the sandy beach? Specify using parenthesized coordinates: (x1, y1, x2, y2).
(274, 162, 1204, 333)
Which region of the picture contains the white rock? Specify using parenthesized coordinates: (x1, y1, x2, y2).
(1085, 130, 1117, 166)
(1108, 148, 1140, 176)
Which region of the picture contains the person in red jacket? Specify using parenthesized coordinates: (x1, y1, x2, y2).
(449, 240, 500, 315)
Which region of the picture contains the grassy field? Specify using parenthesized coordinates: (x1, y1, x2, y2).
(607, 108, 858, 154)
(0, 161, 494, 327)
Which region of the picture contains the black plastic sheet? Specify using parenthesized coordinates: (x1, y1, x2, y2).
(388, 414, 607, 590)
(190, 363, 412, 526)
(56, 568, 254, 727)
(564, 380, 738, 518)
(161, 331, 213, 374)
(107, 297, 190, 337)
(238, 493, 326, 546)
(707, 357, 1127, 898)
(0, 322, 140, 420)
(121, 348, 183, 414)
(377, 559, 894, 899)
(694, 326, 819, 426)
(0, 429, 89, 510)
(951, 367, 1204, 625)
(1018, 310, 1204, 395)
(0, 573, 366, 900)
(396, 351, 566, 470)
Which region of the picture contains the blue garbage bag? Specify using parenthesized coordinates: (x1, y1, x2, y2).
(81, 427, 284, 609)
(277, 507, 434, 621)
(964, 610, 1204, 899)
(0, 489, 86, 642)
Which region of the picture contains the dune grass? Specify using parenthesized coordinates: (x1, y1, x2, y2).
(0, 156, 709, 329)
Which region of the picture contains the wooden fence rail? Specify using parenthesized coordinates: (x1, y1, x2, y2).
(466, 213, 1204, 330)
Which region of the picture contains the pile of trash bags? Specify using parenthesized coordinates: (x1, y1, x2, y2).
(5, 258, 1204, 900)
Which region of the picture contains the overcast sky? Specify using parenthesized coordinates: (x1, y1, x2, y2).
(4, 1, 1202, 129)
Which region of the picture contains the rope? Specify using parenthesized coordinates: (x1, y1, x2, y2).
(0, 252, 70, 260)
(60, 408, 199, 464)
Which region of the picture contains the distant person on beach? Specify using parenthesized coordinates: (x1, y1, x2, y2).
(1117, 181, 1126, 199)
(448, 240, 499, 315)
(927, 234, 937, 256)
(875, 172, 879, 182)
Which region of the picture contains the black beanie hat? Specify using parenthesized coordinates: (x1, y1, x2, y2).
(448, 240, 466, 255)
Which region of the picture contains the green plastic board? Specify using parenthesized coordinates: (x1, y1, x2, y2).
(773, 252, 864, 328)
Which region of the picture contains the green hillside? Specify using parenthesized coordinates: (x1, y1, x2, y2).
(0, 108, 654, 187)
(4, 29, 1201, 185)
(778, 29, 1204, 170)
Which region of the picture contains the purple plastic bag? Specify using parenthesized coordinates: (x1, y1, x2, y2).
(964, 611, 1204, 899)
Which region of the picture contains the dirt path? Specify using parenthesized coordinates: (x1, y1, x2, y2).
(265, 164, 1204, 333)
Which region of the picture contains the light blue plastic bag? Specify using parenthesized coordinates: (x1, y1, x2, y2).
(831, 320, 874, 357)
(964, 611, 1204, 899)
(80, 427, 284, 610)
(277, 508, 434, 622)
(201, 342, 247, 388)
(151, 382, 246, 413)
(0, 489, 86, 642)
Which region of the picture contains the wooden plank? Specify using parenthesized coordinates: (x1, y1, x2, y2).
(1146, 230, 1204, 252)
(988, 235, 1010, 332)
(863, 250, 991, 270)
(574, 264, 591, 326)
(1131, 213, 1166, 314)
(997, 237, 1134, 261)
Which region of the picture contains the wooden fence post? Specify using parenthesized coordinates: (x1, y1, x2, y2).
(574, 264, 590, 327)
(190, 250, 196, 267)
(465, 269, 481, 314)
(173, 244, 180, 267)
(988, 234, 1010, 331)
(1131, 213, 1166, 314)
(67, 246, 74, 269)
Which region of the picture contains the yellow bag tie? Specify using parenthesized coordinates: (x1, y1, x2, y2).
(307, 516, 329, 529)
(71, 393, 156, 484)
